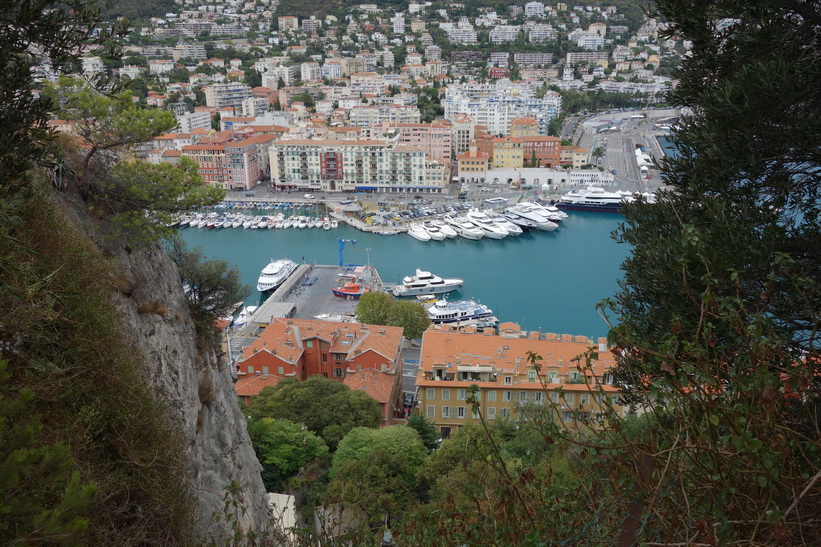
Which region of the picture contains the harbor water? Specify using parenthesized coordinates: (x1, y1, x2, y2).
(179, 210, 628, 339)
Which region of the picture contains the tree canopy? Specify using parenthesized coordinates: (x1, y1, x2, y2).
(355, 292, 431, 339)
(247, 418, 328, 491)
(248, 376, 382, 450)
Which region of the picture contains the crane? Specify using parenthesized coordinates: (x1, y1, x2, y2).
(337, 238, 357, 267)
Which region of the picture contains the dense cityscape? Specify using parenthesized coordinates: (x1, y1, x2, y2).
(2, 0, 819, 545)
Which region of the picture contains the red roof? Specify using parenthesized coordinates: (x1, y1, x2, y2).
(343, 368, 397, 404)
(235, 374, 283, 397)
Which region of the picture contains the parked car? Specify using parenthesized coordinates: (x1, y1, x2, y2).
(304, 193, 315, 199)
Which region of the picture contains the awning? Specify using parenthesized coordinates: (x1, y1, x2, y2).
(355, 186, 378, 191)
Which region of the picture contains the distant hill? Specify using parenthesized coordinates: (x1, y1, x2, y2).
(106, 0, 176, 21)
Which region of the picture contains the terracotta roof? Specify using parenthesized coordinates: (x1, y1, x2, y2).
(235, 374, 283, 397)
(498, 322, 521, 332)
(343, 368, 396, 404)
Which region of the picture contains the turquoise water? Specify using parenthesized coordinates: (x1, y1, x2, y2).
(180, 211, 628, 338)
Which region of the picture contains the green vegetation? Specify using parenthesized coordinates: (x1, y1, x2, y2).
(249, 376, 382, 450)
(248, 418, 328, 491)
(355, 291, 431, 339)
(165, 235, 250, 340)
(104, 0, 176, 21)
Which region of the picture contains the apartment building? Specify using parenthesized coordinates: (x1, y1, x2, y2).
(268, 138, 449, 193)
(349, 104, 421, 126)
(444, 81, 562, 136)
(234, 319, 405, 423)
(369, 121, 453, 163)
(416, 329, 623, 439)
(204, 83, 252, 109)
(456, 146, 490, 181)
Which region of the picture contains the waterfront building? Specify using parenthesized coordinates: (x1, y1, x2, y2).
(416, 329, 624, 440)
(268, 138, 450, 193)
(450, 113, 475, 156)
(492, 137, 524, 169)
(456, 146, 490, 181)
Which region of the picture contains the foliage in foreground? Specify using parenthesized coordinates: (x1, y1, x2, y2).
(249, 376, 382, 450)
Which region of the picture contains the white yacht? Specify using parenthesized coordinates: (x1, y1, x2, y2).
(426, 298, 497, 325)
(392, 269, 464, 297)
(408, 224, 432, 242)
(487, 214, 523, 236)
(445, 216, 484, 240)
(256, 259, 299, 293)
(555, 186, 624, 212)
(465, 209, 508, 239)
(429, 219, 457, 239)
(519, 201, 565, 222)
(422, 222, 446, 241)
(505, 204, 558, 231)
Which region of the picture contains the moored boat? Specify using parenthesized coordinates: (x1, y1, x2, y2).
(426, 298, 496, 325)
(392, 269, 464, 297)
(256, 258, 299, 293)
(332, 282, 370, 298)
(555, 186, 624, 212)
(408, 224, 432, 242)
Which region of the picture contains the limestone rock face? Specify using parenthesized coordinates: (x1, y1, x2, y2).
(111, 243, 269, 540)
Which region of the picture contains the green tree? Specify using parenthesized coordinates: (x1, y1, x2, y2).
(166, 234, 250, 334)
(0, 359, 98, 544)
(48, 76, 176, 175)
(387, 299, 430, 340)
(597, 0, 821, 542)
(407, 414, 439, 452)
(247, 418, 328, 491)
(354, 291, 394, 325)
(98, 158, 224, 244)
(0, 0, 128, 189)
(244, 68, 262, 88)
(249, 376, 381, 450)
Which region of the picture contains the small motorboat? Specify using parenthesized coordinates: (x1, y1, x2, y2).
(332, 282, 370, 298)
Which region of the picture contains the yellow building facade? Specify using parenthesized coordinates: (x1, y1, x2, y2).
(416, 329, 623, 439)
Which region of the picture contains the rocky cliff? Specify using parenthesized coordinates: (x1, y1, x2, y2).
(56, 192, 270, 541)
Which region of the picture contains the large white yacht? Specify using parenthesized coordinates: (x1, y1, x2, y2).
(505, 204, 559, 231)
(256, 258, 299, 293)
(428, 219, 458, 239)
(426, 298, 497, 325)
(392, 269, 464, 297)
(487, 213, 523, 236)
(465, 209, 508, 239)
(444, 216, 484, 240)
(407, 224, 432, 242)
(555, 186, 624, 212)
(421, 222, 446, 241)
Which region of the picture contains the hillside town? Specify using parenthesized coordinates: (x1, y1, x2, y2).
(43, 0, 686, 194)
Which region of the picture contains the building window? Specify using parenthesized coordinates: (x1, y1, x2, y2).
(334, 368, 343, 377)
(565, 393, 575, 406)
(534, 392, 544, 404)
(487, 407, 496, 420)
(278, 366, 284, 375)
(262, 366, 269, 374)
(487, 390, 496, 402)
(501, 408, 510, 418)
(457, 389, 466, 400)
(427, 388, 436, 400)
(334, 353, 341, 361)
(247, 366, 254, 374)
(427, 405, 435, 418)
(441, 406, 451, 418)
(581, 393, 590, 405)
(472, 407, 480, 419)
(322, 354, 328, 363)
(306, 340, 313, 348)
(550, 392, 559, 403)
(504, 376, 512, 384)
(504, 391, 514, 401)
(518, 391, 528, 401)
(441, 389, 450, 400)
(457, 406, 466, 418)
(562, 411, 575, 422)
(528, 370, 536, 383)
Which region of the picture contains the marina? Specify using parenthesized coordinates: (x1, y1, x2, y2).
(181, 209, 627, 338)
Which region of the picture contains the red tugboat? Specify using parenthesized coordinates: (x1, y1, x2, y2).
(332, 282, 370, 298)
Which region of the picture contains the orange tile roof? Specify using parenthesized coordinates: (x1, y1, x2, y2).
(235, 374, 283, 397)
(239, 318, 404, 365)
(418, 330, 617, 388)
(343, 368, 397, 404)
(498, 322, 521, 332)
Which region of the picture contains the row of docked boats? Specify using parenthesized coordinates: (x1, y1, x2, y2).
(172, 213, 339, 230)
(406, 202, 568, 242)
